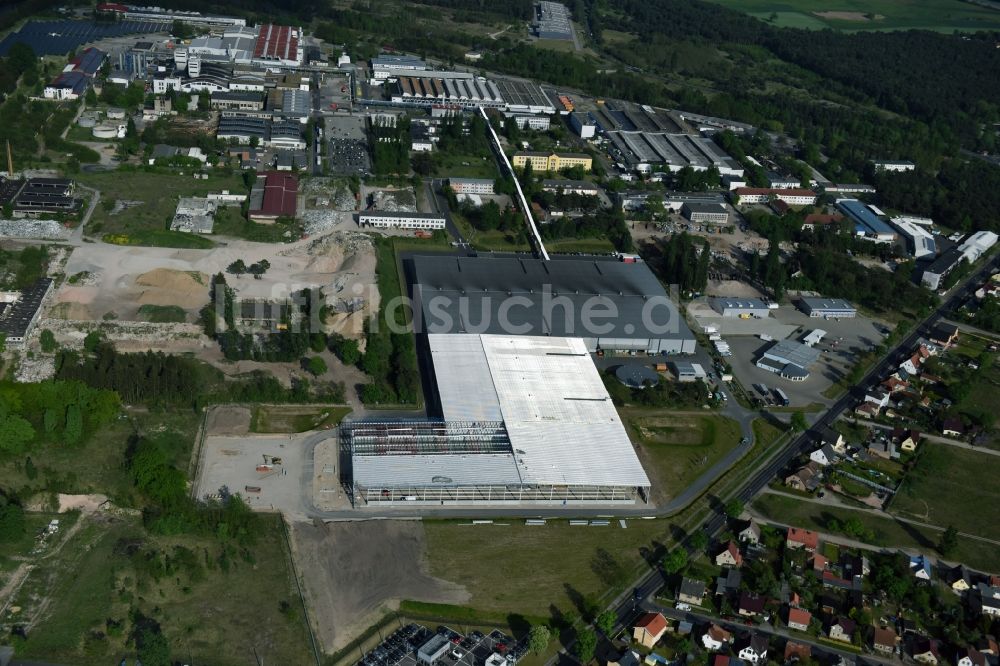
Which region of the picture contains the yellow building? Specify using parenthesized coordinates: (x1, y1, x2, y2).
(512, 151, 592, 172)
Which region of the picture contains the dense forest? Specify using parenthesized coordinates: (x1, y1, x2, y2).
(0, 380, 119, 454)
(874, 162, 1000, 234)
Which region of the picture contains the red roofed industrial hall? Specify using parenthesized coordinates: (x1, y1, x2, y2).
(249, 172, 298, 223)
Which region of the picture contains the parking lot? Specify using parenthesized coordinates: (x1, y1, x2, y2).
(327, 114, 371, 175)
(194, 432, 327, 520)
(711, 303, 888, 408)
(358, 624, 525, 666)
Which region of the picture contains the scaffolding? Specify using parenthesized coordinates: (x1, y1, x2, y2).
(342, 419, 511, 456)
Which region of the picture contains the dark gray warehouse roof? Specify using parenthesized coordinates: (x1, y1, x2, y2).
(409, 255, 694, 341)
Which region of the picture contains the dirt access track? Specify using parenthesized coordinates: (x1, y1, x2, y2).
(289, 521, 470, 654)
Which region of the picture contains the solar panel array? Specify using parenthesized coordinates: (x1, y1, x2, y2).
(0, 20, 165, 56)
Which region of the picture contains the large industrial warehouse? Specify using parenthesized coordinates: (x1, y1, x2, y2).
(408, 255, 697, 354)
(342, 335, 652, 506)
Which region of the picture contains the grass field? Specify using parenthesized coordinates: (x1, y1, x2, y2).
(545, 238, 616, 254)
(0, 512, 74, 577)
(753, 493, 1000, 572)
(137, 304, 187, 323)
(15, 515, 314, 666)
(0, 409, 200, 502)
(452, 212, 532, 252)
(433, 152, 500, 179)
(704, 0, 1000, 31)
(890, 443, 1000, 541)
(624, 413, 741, 500)
(423, 518, 665, 619)
(212, 206, 303, 243)
(77, 169, 247, 247)
(249, 404, 352, 433)
(102, 228, 216, 249)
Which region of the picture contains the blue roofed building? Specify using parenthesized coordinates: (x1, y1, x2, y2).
(836, 199, 897, 243)
(70, 47, 106, 76)
(43, 47, 105, 100)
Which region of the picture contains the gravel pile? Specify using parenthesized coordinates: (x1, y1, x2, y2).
(0, 219, 71, 240)
(301, 209, 354, 236)
(14, 355, 56, 383)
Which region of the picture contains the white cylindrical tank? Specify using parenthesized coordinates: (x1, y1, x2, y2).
(93, 125, 118, 139)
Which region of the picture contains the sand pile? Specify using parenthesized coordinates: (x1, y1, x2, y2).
(134, 268, 209, 308)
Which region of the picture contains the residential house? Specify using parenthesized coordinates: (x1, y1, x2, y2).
(786, 527, 819, 551)
(809, 553, 828, 572)
(701, 624, 732, 651)
(840, 552, 869, 579)
(784, 642, 812, 662)
(678, 578, 707, 606)
(821, 570, 862, 592)
(873, 627, 898, 655)
(716, 569, 742, 598)
(632, 612, 669, 649)
(738, 592, 766, 618)
(787, 607, 811, 632)
(956, 647, 988, 666)
(946, 565, 973, 593)
(809, 444, 837, 466)
(912, 637, 941, 665)
(900, 354, 922, 377)
(716, 541, 743, 568)
(712, 657, 745, 666)
(910, 554, 933, 580)
(867, 439, 898, 460)
(735, 634, 769, 664)
(866, 389, 892, 409)
(974, 584, 1000, 617)
(930, 323, 959, 349)
(855, 402, 881, 418)
(882, 376, 910, 394)
(893, 428, 921, 452)
(738, 519, 761, 545)
(942, 418, 965, 438)
(785, 462, 821, 492)
(827, 617, 856, 643)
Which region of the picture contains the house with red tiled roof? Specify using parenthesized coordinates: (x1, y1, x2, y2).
(802, 213, 844, 232)
(633, 612, 668, 649)
(786, 527, 819, 551)
(715, 541, 743, 568)
(787, 607, 812, 632)
(873, 627, 898, 655)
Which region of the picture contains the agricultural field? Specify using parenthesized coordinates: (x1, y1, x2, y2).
(625, 413, 741, 501)
(12, 515, 314, 666)
(752, 493, 1000, 572)
(76, 169, 247, 248)
(890, 443, 1000, 541)
(702, 0, 1000, 31)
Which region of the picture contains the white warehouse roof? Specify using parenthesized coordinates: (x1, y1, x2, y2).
(431, 334, 651, 488)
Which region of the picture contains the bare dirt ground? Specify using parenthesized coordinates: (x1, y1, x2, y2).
(205, 405, 252, 436)
(707, 279, 765, 298)
(289, 521, 470, 654)
(49, 231, 378, 336)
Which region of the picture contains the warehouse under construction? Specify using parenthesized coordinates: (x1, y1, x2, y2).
(341, 334, 652, 506)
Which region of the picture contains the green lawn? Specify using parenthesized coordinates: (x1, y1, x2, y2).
(249, 404, 352, 433)
(0, 512, 75, 576)
(423, 518, 666, 618)
(137, 304, 188, 323)
(545, 237, 616, 254)
(77, 169, 247, 247)
(102, 229, 215, 249)
(434, 152, 500, 179)
(704, 0, 1000, 31)
(890, 442, 1000, 541)
(15, 515, 314, 666)
(623, 413, 741, 500)
(753, 493, 1000, 572)
(452, 211, 532, 252)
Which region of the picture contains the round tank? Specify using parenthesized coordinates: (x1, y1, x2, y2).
(77, 116, 96, 128)
(92, 125, 118, 139)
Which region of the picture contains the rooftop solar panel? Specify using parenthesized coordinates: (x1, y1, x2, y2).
(0, 20, 165, 56)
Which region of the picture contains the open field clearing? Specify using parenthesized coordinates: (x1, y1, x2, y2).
(703, 0, 1000, 31)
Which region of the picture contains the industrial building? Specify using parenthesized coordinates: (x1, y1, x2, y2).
(798, 297, 856, 319)
(710, 298, 771, 318)
(371, 54, 428, 78)
(0, 278, 54, 348)
(1, 177, 82, 216)
(872, 160, 915, 172)
(512, 152, 592, 172)
(836, 199, 897, 243)
(43, 47, 105, 100)
(922, 248, 965, 291)
(170, 197, 217, 234)
(96, 3, 247, 28)
(343, 334, 651, 506)
(619, 191, 725, 213)
(733, 188, 817, 206)
(756, 339, 821, 381)
(533, 1, 573, 40)
(541, 179, 600, 196)
(682, 202, 729, 225)
(616, 364, 660, 389)
(607, 131, 743, 176)
(959, 231, 998, 264)
(670, 361, 707, 383)
(358, 211, 446, 230)
(510, 114, 550, 131)
(409, 254, 696, 354)
(569, 112, 596, 138)
(888, 217, 936, 258)
(247, 171, 297, 223)
(447, 178, 494, 195)
(823, 183, 876, 195)
(210, 91, 265, 111)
